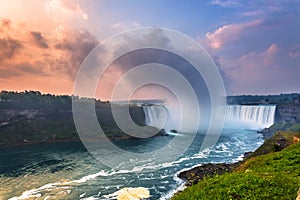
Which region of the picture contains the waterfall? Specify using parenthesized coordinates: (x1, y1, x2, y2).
(226, 105, 276, 129)
(143, 104, 276, 131)
(143, 106, 169, 129)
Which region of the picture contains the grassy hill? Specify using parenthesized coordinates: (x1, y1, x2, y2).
(173, 132, 300, 200)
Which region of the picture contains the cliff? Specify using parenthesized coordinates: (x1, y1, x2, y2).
(275, 103, 300, 123)
(259, 103, 300, 139)
(0, 91, 148, 147)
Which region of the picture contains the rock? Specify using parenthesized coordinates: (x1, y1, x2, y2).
(104, 187, 150, 200)
(243, 151, 253, 159)
(273, 136, 288, 152)
(170, 129, 178, 133)
(159, 129, 168, 136)
(178, 162, 241, 186)
(276, 104, 300, 123)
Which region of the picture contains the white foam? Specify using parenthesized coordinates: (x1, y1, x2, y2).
(165, 130, 185, 137)
(79, 192, 86, 198)
(8, 145, 212, 200)
(235, 154, 245, 162)
(128, 148, 211, 174)
(104, 187, 150, 200)
(81, 196, 99, 200)
(215, 142, 230, 151)
(44, 196, 51, 200)
(159, 174, 186, 200)
(8, 176, 77, 200)
(8, 181, 69, 200)
(72, 170, 109, 183)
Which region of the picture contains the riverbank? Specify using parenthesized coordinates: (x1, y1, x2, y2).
(173, 131, 300, 199)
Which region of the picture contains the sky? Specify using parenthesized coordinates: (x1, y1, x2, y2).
(0, 0, 300, 98)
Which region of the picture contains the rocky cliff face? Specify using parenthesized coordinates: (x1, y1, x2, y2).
(0, 106, 147, 146)
(275, 104, 300, 123)
(261, 103, 300, 139)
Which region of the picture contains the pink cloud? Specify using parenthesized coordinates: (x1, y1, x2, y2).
(0, 18, 98, 95)
(218, 43, 300, 94)
(52, 25, 99, 79)
(45, 0, 88, 20)
(237, 44, 278, 72)
(205, 19, 263, 49)
(260, 43, 278, 65)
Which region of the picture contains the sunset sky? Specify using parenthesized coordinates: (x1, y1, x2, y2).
(1, 0, 300, 98)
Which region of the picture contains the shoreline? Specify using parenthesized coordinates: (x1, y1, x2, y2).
(0, 128, 167, 148)
(0, 138, 82, 148)
(177, 162, 242, 187)
(161, 152, 249, 200)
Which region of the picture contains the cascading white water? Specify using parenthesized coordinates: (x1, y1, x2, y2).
(143, 104, 277, 131)
(226, 105, 276, 129)
(143, 106, 169, 129)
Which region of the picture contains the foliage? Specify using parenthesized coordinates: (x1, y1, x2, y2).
(0, 90, 146, 146)
(0, 90, 73, 110)
(227, 93, 300, 105)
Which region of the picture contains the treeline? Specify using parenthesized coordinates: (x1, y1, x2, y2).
(227, 93, 300, 105)
(0, 90, 110, 110)
(1, 91, 300, 109)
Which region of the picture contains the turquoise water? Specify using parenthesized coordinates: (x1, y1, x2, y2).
(0, 129, 263, 199)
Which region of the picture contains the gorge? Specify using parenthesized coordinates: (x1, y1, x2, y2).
(1, 91, 300, 147)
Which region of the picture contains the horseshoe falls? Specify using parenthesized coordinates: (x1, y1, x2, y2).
(143, 106, 169, 129)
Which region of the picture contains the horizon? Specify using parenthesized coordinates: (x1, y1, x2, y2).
(1, 89, 300, 100)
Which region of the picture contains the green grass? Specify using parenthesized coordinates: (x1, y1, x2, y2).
(238, 142, 300, 176)
(248, 131, 299, 157)
(173, 142, 300, 200)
